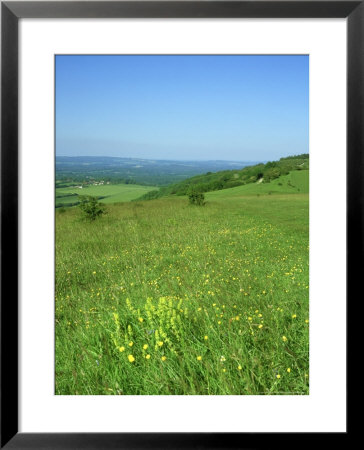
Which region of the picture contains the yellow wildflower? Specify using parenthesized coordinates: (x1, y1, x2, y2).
(161, 356, 166, 361)
(143, 344, 148, 350)
(282, 336, 288, 342)
(287, 368, 291, 373)
(157, 341, 164, 347)
(119, 346, 125, 352)
(129, 341, 133, 347)
(145, 354, 151, 360)
(128, 355, 135, 363)
(197, 356, 202, 361)
(276, 374, 281, 379)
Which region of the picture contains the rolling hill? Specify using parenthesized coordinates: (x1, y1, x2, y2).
(137, 154, 309, 201)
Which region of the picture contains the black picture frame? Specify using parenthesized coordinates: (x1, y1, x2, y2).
(1, 1, 356, 448)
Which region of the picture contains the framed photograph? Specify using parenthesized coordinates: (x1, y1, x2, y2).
(1, 0, 356, 447)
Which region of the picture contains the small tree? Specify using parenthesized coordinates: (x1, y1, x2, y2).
(79, 195, 105, 221)
(188, 189, 205, 206)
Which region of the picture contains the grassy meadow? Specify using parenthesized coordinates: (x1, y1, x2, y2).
(56, 174, 309, 395)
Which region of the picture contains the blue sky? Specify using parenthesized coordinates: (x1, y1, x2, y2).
(56, 55, 308, 161)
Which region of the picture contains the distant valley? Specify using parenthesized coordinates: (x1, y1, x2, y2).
(56, 156, 260, 187)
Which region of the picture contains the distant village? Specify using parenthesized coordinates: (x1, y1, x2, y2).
(75, 180, 110, 189)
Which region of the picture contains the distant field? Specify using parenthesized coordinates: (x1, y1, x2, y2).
(56, 184, 158, 207)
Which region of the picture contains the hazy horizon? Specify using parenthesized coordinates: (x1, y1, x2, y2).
(56, 154, 264, 162)
(56, 55, 308, 161)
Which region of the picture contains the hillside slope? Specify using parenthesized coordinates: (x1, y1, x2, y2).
(207, 169, 308, 199)
(137, 154, 309, 201)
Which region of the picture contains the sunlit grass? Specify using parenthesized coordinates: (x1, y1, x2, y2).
(56, 192, 309, 395)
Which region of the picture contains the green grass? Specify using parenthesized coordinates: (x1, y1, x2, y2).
(206, 170, 308, 198)
(56, 183, 157, 207)
(56, 188, 309, 395)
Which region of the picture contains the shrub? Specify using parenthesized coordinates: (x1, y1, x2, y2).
(188, 191, 205, 206)
(264, 168, 281, 182)
(79, 196, 105, 221)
